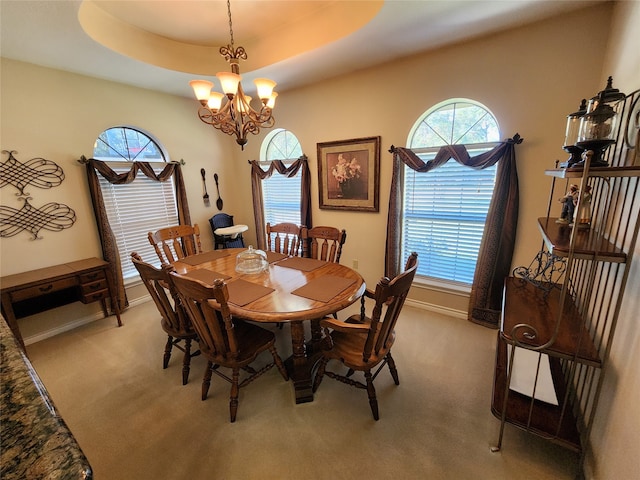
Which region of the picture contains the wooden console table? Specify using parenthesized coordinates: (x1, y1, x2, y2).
(1, 257, 122, 351)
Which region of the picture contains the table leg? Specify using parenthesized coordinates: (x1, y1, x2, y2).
(285, 320, 322, 404)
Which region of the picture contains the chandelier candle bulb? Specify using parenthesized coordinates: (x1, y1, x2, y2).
(237, 96, 252, 113)
(254, 78, 277, 101)
(267, 92, 278, 109)
(190, 80, 214, 105)
(216, 71, 241, 96)
(207, 92, 225, 111)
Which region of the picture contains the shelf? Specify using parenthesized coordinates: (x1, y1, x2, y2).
(501, 277, 601, 367)
(545, 165, 640, 179)
(491, 334, 581, 452)
(537, 217, 627, 263)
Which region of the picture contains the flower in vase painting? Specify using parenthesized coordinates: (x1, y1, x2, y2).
(331, 154, 361, 184)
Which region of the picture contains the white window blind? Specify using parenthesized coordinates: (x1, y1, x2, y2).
(403, 154, 496, 284)
(98, 163, 178, 278)
(261, 129, 303, 226)
(262, 167, 301, 225)
(404, 99, 500, 285)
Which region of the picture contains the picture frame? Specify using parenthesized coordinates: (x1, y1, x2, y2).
(317, 136, 380, 212)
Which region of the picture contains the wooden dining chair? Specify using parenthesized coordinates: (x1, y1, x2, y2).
(148, 224, 202, 264)
(266, 222, 303, 256)
(302, 226, 347, 263)
(303, 226, 347, 326)
(169, 273, 289, 423)
(131, 252, 198, 385)
(312, 252, 418, 420)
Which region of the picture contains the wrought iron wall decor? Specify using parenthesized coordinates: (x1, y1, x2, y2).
(0, 150, 76, 239)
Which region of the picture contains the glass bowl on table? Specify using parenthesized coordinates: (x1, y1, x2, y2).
(235, 246, 268, 274)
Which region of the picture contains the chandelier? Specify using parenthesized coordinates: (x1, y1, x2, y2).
(189, 0, 277, 150)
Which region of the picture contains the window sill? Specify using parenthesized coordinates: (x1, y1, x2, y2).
(412, 276, 471, 297)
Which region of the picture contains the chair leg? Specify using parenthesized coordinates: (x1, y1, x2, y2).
(229, 368, 240, 423)
(270, 346, 289, 381)
(310, 318, 322, 344)
(202, 361, 213, 401)
(181, 338, 192, 386)
(312, 357, 329, 393)
(365, 370, 379, 421)
(163, 335, 173, 369)
(386, 351, 400, 385)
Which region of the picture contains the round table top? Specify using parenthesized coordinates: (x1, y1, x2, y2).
(172, 248, 365, 323)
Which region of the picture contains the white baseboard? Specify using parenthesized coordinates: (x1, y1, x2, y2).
(404, 297, 467, 319)
(24, 294, 151, 346)
(24, 294, 463, 345)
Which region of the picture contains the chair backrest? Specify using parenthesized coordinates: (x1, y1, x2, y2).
(361, 252, 418, 362)
(210, 213, 234, 231)
(148, 224, 202, 264)
(302, 226, 346, 263)
(266, 222, 303, 256)
(169, 273, 238, 362)
(130, 252, 192, 336)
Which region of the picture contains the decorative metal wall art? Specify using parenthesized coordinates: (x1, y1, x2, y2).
(0, 150, 65, 196)
(0, 150, 76, 239)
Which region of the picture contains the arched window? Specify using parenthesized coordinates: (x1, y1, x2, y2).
(404, 99, 500, 285)
(93, 126, 179, 279)
(260, 129, 303, 225)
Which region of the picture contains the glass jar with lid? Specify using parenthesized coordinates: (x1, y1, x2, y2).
(235, 245, 268, 274)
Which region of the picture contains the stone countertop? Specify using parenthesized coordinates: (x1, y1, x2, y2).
(1, 318, 92, 479)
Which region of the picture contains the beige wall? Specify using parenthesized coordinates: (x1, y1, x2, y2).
(1, 2, 638, 477)
(588, 2, 640, 479)
(244, 3, 614, 311)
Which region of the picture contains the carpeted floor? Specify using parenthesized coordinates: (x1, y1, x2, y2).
(26, 300, 579, 479)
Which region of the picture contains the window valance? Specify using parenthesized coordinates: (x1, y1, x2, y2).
(386, 134, 522, 327)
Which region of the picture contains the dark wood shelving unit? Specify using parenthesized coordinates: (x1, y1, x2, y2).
(491, 336, 581, 452)
(501, 278, 601, 366)
(537, 217, 627, 263)
(492, 89, 640, 469)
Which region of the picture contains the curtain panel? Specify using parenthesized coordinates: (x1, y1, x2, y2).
(79, 156, 191, 313)
(386, 134, 522, 328)
(248, 155, 312, 250)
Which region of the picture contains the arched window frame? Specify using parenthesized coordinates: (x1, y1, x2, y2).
(403, 99, 501, 289)
(87, 126, 186, 288)
(249, 129, 311, 249)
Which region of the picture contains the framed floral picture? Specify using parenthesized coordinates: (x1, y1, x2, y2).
(317, 136, 380, 212)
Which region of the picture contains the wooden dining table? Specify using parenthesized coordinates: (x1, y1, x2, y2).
(171, 248, 365, 403)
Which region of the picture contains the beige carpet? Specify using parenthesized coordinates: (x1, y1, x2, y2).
(27, 301, 579, 479)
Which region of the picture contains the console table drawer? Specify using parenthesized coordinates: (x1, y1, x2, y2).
(81, 289, 109, 304)
(81, 279, 108, 294)
(79, 271, 106, 284)
(10, 278, 78, 302)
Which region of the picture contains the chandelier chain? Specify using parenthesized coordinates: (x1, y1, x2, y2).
(227, 0, 234, 49)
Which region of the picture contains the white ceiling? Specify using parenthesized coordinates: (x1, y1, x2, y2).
(0, 0, 602, 99)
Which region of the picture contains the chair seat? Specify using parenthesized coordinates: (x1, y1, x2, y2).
(325, 325, 394, 371)
(161, 317, 197, 340)
(199, 320, 277, 367)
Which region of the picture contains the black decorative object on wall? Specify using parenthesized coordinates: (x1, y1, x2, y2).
(0, 150, 65, 196)
(0, 150, 76, 239)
